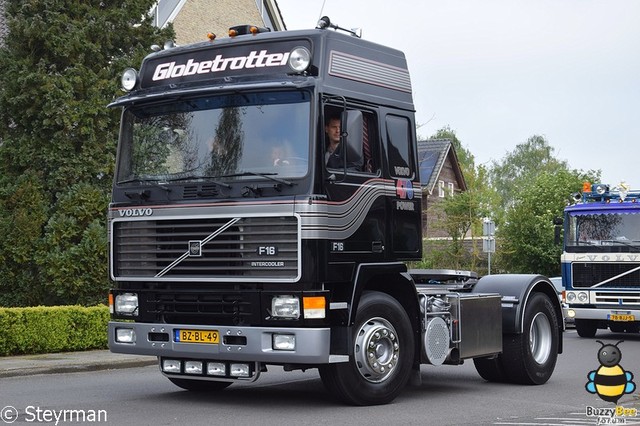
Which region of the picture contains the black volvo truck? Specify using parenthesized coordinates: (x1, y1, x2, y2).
(107, 19, 563, 405)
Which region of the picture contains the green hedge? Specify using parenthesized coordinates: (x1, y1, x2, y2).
(0, 305, 109, 356)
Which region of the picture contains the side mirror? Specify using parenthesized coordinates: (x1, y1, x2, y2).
(553, 217, 563, 245)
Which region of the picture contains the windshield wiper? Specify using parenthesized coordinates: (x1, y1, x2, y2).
(221, 172, 294, 187)
(601, 239, 640, 251)
(577, 240, 599, 246)
(117, 178, 171, 193)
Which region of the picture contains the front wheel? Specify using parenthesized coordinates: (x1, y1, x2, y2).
(319, 291, 415, 405)
(575, 319, 598, 337)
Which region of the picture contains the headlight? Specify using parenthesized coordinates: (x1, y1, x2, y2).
(272, 295, 300, 319)
(288, 47, 311, 72)
(594, 184, 608, 195)
(577, 292, 588, 302)
(115, 293, 138, 316)
(121, 68, 138, 91)
(184, 361, 203, 375)
(273, 334, 296, 351)
(566, 292, 576, 302)
(230, 363, 251, 378)
(162, 359, 181, 374)
(115, 328, 136, 343)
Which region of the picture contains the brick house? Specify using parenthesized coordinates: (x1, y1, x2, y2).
(417, 139, 467, 238)
(151, 0, 285, 44)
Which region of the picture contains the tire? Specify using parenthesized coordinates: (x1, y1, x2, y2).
(610, 322, 640, 333)
(626, 323, 640, 333)
(609, 323, 625, 333)
(575, 319, 598, 338)
(319, 291, 415, 405)
(473, 356, 507, 382)
(168, 377, 232, 392)
(500, 292, 559, 385)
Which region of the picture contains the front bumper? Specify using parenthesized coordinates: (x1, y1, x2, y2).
(566, 307, 640, 321)
(108, 321, 340, 364)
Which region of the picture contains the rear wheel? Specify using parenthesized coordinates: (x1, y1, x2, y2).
(319, 291, 415, 405)
(473, 356, 506, 382)
(495, 293, 559, 385)
(575, 319, 598, 338)
(167, 377, 232, 392)
(473, 293, 560, 385)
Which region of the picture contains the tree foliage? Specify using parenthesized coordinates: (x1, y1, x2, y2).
(420, 127, 600, 277)
(496, 168, 596, 276)
(490, 135, 576, 225)
(0, 0, 174, 306)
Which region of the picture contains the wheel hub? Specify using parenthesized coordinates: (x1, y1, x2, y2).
(529, 312, 552, 364)
(354, 317, 400, 383)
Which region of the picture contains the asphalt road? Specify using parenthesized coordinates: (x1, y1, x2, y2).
(1, 329, 639, 426)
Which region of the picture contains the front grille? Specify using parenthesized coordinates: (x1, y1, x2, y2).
(112, 216, 299, 281)
(572, 262, 640, 288)
(592, 291, 640, 306)
(142, 290, 261, 326)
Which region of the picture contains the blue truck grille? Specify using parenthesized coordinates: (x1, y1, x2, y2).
(572, 262, 640, 288)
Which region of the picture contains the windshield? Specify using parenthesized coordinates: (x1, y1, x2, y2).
(567, 211, 640, 250)
(116, 91, 310, 183)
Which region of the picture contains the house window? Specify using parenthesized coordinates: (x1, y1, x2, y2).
(438, 180, 445, 197)
(151, 0, 186, 28)
(448, 182, 454, 196)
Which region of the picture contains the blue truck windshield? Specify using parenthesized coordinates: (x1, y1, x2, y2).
(567, 211, 640, 251)
(116, 91, 310, 183)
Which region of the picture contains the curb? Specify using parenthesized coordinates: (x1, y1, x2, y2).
(0, 351, 158, 379)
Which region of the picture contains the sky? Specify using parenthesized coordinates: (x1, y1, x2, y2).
(276, 0, 640, 187)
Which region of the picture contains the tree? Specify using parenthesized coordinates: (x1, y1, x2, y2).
(0, 0, 174, 306)
(489, 135, 575, 225)
(496, 168, 597, 276)
(207, 107, 245, 176)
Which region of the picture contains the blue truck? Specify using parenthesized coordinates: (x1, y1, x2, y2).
(562, 182, 640, 337)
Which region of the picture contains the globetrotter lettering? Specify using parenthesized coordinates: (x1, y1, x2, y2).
(152, 50, 291, 81)
(118, 208, 153, 217)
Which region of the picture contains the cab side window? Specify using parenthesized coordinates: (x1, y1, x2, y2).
(324, 107, 377, 174)
(385, 115, 413, 179)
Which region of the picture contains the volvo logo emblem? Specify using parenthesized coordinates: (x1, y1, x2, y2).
(118, 208, 153, 217)
(188, 240, 202, 257)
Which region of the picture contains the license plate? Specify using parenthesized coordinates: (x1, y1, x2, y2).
(609, 314, 635, 322)
(175, 329, 219, 344)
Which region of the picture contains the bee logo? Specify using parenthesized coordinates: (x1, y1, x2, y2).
(586, 340, 636, 404)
